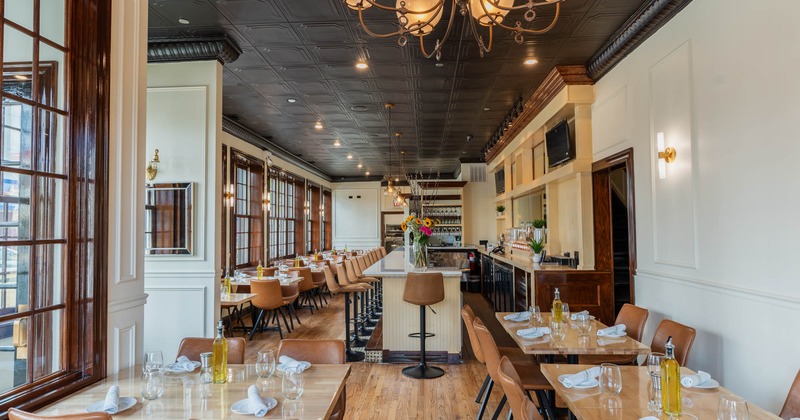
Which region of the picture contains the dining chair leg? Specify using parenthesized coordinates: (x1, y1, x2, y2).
(248, 309, 265, 341)
(534, 390, 557, 420)
(476, 374, 491, 403)
(476, 379, 494, 420)
(289, 304, 302, 325)
(273, 310, 283, 340)
(491, 395, 507, 420)
(278, 307, 291, 332)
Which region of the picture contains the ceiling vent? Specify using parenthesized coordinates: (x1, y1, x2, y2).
(463, 163, 487, 183)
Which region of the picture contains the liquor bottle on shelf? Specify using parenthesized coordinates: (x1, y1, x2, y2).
(212, 320, 227, 384)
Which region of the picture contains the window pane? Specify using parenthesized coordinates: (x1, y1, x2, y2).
(36, 176, 66, 240)
(3, 25, 34, 101)
(5, 0, 34, 31)
(39, 0, 66, 46)
(2, 100, 34, 170)
(1, 172, 32, 240)
(0, 315, 30, 394)
(35, 243, 65, 309)
(32, 309, 63, 380)
(38, 42, 65, 110)
(0, 245, 30, 314)
(36, 110, 66, 174)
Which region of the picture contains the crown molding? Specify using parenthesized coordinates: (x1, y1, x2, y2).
(147, 35, 242, 64)
(587, 0, 694, 80)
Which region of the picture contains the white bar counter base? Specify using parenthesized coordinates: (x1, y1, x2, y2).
(363, 247, 462, 361)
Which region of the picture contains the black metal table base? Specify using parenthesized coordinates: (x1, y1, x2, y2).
(401, 364, 445, 379)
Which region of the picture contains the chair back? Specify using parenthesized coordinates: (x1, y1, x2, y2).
(280, 283, 299, 301)
(251, 279, 285, 311)
(497, 356, 543, 420)
(379, 247, 387, 257)
(356, 256, 368, 272)
(473, 317, 502, 382)
(343, 260, 361, 284)
(8, 409, 112, 420)
(176, 336, 246, 365)
(262, 267, 278, 277)
(331, 255, 344, 263)
(403, 272, 444, 306)
(780, 370, 800, 419)
(324, 266, 342, 294)
(311, 270, 326, 286)
(276, 339, 346, 419)
(616, 303, 649, 342)
(337, 264, 354, 286)
(461, 304, 485, 364)
(289, 267, 314, 292)
(649, 319, 696, 366)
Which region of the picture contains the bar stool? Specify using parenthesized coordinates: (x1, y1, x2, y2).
(345, 259, 380, 331)
(335, 265, 371, 354)
(402, 272, 445, 379)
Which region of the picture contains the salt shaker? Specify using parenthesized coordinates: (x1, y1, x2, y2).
(199, 352, 213, 384)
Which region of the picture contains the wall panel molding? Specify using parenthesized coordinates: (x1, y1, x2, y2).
(148, 35, 242, 64)
(111, 324, 137, 373)
(108, 293, 149, 313)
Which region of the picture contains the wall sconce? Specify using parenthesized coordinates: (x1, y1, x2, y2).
(262, 190, 270, 211)
(145, 149, 160, 181)
(656, 132, 676, 179)
(223, 184, 235, 208)
(304, 200, 310, 215)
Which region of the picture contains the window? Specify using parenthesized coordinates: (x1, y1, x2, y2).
(267, 168, 304, 262)
(0, 0, 109, 413)
(306, 183, 321, 254)
(230, 150, 264, 269)
(322, 189, 332, 250)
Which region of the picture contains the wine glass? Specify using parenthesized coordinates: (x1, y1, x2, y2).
(529, 305, 541, 326)
(599, 363, 623, 396)
(576, 312, 593, 335)
(718, 395, 750, 420)
(143, 350, 164, 373)
(282, 367, 305, 400)
(255, 350, 276, 379)
(647, 352, 665, 412)
(562, 303, 570, 322)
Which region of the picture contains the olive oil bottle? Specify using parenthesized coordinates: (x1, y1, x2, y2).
(660, 336, 682, 416)
(222, 269, 231, 297)
(212, 320, 227, 384)
(256, 260, 263, 279)
(294, 256, 300, 267)
(552, 288, 563, 322)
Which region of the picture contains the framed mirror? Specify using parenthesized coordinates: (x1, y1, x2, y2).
(145, 182, 193, 255)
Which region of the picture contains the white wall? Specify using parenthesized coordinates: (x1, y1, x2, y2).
(144, 61, 223, 362)
(332, 182, 381, 249)
(462, 164, 497, 246)
(106, 0, 148, 374)
(591, 0, 800, 411)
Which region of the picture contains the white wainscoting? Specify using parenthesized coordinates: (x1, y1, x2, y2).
(333, 186, 381, 249)
(144, 285, 209, 363)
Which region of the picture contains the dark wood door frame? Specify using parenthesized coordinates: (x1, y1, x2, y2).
(592, 148, 637, 303)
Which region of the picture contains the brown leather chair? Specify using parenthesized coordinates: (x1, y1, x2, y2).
(289, 267, 319, 313)
(262, 267, 278, 277)
(579, 303, 649, 365)
(276, 339, 347, 419)
(462, 305, 538, 409)
(497, 356, 544, 420)
(310, 270, 328, 307)
(780, 370, 800, 419)
(249, 279, 288, 340)
(402, 272, 445, 379)
(648, 319, 696, 366)
(177, 336, 247, 365)
(473, 317, 555, 420)
(8, 409, 112, 420)
(280, 281, 301, 331)
(379, 247, 387, 257)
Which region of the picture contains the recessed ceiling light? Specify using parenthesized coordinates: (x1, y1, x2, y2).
(400, 151, 405, 154)
(334, 140, 341, 147)
(287, 98, 297, 103)
(347, 154, 353, 160)
(357, 163, 363, 168)
(178, 18, 190, 25)
(365, 171, 370, 176)
(483, 107, 491, 111)
(355, 62, 369, 69)
(435, 62, 444, 68)
(314, 122, 323, 129)
(524, 58, 539, 65)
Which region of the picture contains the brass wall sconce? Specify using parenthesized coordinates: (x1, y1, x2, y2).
(223, 184, 235, 208)
(657, 132, 676, 179)
(145, 149, 160, 181)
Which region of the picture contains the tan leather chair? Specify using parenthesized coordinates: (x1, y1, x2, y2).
(648, 319, 696, 366)
(177, 337, 247, 365)
(379, 247, 387, 257)
(497, 356, 544, 420)
(289, 267, 319, 313)
(8, 409, 112, 420)
(336, 264, 371, 351)
(262, 267, 278, 277)
(311, 270, 328, 306)
(579, 303, 649, 365)
(277, 339, 346, 419)
(402, 272, 445, 379)
(249, 279, 288, 340)
(473, 317, 554, 419)
(780, 370, 800, 419)
(280, 281, 301, 331)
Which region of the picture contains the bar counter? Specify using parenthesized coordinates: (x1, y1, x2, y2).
(363, 247, 462, 362)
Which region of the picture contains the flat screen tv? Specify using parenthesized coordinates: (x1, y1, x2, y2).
(495, 169, 505, 195)
(546, 119, 574, 168)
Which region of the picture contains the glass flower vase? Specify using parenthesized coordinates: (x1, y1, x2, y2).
(412, 242, 428, 271)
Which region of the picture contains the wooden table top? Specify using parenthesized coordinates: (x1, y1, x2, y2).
(220, 293, 256, 307)
(540, 364, 780, 420)
(37, 364, 350, 419)
(496, 313, 651, 356)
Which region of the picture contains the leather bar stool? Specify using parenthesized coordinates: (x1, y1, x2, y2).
(177, 336, 247, 364)
(334, 265, 370, 357)
(344, 259, 379, 333)
(339, 262, 372, 347)
(402, 272, 445, 379)
(249, 279, 288, 340)
(289, 267, 319, 314)
(379, 246, 387, 257)
(355, 256, 381, 321)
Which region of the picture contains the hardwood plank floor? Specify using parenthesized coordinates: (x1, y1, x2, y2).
(239, 294, 512, 419)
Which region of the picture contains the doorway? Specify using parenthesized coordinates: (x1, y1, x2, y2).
(592, 148, 637, 315)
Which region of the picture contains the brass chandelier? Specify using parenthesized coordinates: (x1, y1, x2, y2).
(344, 0, 564, 60)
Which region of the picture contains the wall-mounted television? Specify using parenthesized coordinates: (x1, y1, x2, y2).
(546, 119, 575, 168)
(495, 169, 505, 195)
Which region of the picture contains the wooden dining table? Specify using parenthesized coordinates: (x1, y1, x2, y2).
(496, 312, 651, 363)
(540, 364, 780, 420)
(36, 364, 351, 419)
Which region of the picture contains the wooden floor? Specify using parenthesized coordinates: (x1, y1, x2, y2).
(240, 293, 512, 419)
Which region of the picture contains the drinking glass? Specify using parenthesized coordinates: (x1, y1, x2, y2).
(550, 321, 566, 342)
(599, 363, 623, 396)
(283, 398, 304, 418)
(282, 367, 304, 400)
(576, 312, 592, 335)
(141, 370, 165, 400)
(255, 350, 276, 379)
(143, 350, 164, 373)
(647, 352, 665, 412)
(718, 395, 750, 420)
(562, 303, 570, 322)
(529, 305, 542, 326)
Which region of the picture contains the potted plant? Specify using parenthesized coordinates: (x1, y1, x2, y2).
(496, 205, 506, 217)
(528, 238, 545, 263)
(532, 219, 546, 242)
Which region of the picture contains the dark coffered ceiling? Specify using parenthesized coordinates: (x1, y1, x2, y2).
(148, 0, 648, 177)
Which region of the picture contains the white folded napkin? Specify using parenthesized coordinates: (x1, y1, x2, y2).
(174, 355, 196, 371)
(570, 310, 590, 320)
(516, 326, 550, 337)
(639, 417, 660, 420)
(560, 367, 601, 388)
(597, 324, 627, 337)
(102, 385, 120, 414)
(597, 337, 627, 346)
(504, 311, 531, 321)
(279, 355, 305, 370)
(681, 371, 712, 388)
(247, 384, 269, 417)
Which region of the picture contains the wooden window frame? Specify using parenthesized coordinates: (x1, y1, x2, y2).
(322, 188, 332, 250)
(229, 149, 264, 269)
(267, 168, 305, 263)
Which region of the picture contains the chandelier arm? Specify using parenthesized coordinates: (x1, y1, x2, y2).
(359, 0, 443, 14)
(416, 0, 458, 59)
(481, 0, 565, 12)
(358, 11, 406, 38)
(466, 9, 492, 53)
(483, 2, 561, 34)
